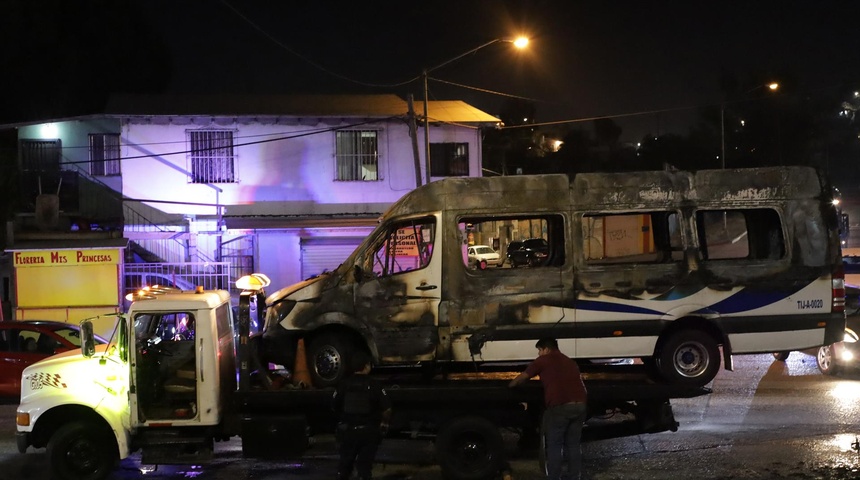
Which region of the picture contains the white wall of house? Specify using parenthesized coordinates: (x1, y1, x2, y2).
(16, 108, 488, 291)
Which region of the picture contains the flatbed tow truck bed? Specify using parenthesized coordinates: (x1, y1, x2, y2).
(233, 362, 711, 462)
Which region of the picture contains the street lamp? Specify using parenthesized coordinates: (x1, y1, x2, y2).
(720, 82, 779, 169)
(422, 37, 528, 184)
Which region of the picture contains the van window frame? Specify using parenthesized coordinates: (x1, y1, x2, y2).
(694, 207, 786, 262)
(581, 210, 684, 265)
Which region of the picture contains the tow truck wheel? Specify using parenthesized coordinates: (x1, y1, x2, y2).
(773, 351, 791, 361)
(307, 333, 358, 388)
(47, 421, 116, 480)
(436, 416, 505, 480)
(656, 329, 720, 387)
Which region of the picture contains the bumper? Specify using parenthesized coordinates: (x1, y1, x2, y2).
(16, 431, 31, 453)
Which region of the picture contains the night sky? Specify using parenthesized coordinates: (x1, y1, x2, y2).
(4, 1, 860, 143)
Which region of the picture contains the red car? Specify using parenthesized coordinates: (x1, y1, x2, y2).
(0, 321, 108, 397)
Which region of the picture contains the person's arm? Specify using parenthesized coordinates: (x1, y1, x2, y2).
(508, 371, 532, 387)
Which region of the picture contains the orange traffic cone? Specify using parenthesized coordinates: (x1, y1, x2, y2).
(292, 338, 313, 388)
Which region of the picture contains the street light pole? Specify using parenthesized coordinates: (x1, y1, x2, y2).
(421, 37, 528, 185)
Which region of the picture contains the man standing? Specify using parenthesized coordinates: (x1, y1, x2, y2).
(509, 338, 588, 480)
(332, 354, 392, 480)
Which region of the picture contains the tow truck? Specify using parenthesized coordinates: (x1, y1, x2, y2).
(15, 276, 709, 480)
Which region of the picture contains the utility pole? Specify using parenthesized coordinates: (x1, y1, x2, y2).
(406, 95, 423, 188)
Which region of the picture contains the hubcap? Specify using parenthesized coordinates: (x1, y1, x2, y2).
(673, 341, 709, 378)
(314, 345, 341, 381)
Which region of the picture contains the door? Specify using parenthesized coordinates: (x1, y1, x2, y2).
(131, 311, 199, 423)
(354, 215, 441, 362)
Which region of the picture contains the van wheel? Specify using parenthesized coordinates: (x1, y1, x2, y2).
(47, 421, 116, 480)
(656, 330, 720, 387)
(436, 416, 505, 480)
(308, 333, 358, 388)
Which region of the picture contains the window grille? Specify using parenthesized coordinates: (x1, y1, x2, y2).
(188, 130, 236, 183)
(335, 130, 379, 181)
(430, 142, 469, 176)
(20, 139, 61, 172)
(89, 134, 121, 176)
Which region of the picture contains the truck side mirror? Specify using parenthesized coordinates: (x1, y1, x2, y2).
(80, 321, 96, 358)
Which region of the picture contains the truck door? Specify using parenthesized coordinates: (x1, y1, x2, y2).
(354, 215, 441, 362)
(131, 311, 199, 424)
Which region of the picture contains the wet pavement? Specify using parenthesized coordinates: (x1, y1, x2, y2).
(3, 353, 860, 479)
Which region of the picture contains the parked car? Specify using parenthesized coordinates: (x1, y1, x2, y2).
(506, 238, 549, 267)
(0, 321, 108, 397)
(773, 285, 860, 375)
(467, 245, 501, 269)
(844, 255, 860, 287)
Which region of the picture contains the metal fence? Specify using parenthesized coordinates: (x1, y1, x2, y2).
(122, 262, 231, 297)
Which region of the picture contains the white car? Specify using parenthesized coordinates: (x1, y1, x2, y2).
(467, 245, 501, 269)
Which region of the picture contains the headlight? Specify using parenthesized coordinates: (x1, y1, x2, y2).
(842, 350, 855, 362)
(268, 300, 296, 325)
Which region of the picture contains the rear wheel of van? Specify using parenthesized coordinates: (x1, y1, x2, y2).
(656, 330, 720, 387)
(308, 333, 360, 388)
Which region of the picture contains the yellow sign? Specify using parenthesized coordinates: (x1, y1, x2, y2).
(13, 249, 119, 267)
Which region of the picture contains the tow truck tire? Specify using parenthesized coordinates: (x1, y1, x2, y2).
(47, 421, 116, 480)
(435, 416, 505, 480)
(656, 329, 720, 387)
(308, 333, 357, 388)
(772, 350, 791, 361)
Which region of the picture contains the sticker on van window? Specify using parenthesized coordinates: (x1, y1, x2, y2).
(796, 299, 824, 310)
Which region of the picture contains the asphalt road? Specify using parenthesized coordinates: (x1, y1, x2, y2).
(2, 353, 860, 480)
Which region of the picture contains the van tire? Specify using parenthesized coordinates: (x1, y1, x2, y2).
(656, 330, 720, 386)
(436, 416, 505, 480)
(47, 421, 116, 480)
(308, 333, 357, 388)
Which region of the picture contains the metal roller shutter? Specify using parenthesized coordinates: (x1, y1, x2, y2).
(300, 237, 364, 280)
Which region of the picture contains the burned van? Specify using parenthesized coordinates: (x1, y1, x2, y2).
(263, 167, 846, 387)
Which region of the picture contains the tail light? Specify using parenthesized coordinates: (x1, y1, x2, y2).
(833, 263, 846, 312)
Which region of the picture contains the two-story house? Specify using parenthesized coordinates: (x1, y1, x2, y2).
(2, 94, 499, 327)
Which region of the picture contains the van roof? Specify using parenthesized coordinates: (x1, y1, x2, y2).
(384, 166, 826, 216)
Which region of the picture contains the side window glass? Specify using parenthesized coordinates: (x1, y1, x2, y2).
(583, 211, 682, 264)
(0, 330, 9, 352)
(366, 217, 436, 278)
(459, 215, 565, 269)
(696, 208, 784, 261)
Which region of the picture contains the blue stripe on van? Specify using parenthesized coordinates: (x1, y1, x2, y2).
(693, 284, 808, 314)
(575, 299, 665, 316)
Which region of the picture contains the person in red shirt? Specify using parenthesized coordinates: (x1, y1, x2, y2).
(509, 338, 588, 480)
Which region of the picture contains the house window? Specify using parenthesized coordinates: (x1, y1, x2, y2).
(89, 134, 121, 176)
(430, 142, 469, 176)
(335, 130, 378, 181)
(188, 130, 236, 183)
(20, 139, 61, 173)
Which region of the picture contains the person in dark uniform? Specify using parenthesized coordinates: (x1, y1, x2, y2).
(509, 338, 588, 480)
(332, 354, 392, 480)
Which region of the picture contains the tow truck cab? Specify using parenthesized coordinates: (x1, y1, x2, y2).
(15, 287, 240, 478)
